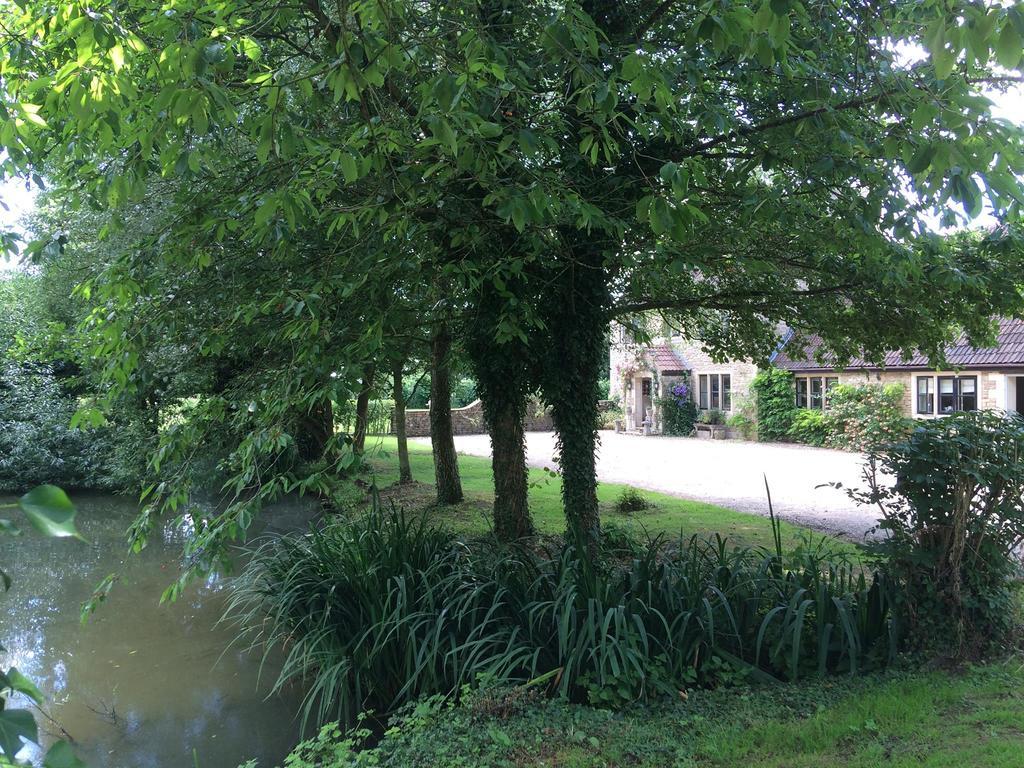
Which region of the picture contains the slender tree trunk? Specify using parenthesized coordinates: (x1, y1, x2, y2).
(392, 361, 413, 484)
(430, 326, 463, 504)
(352, 363, 376, 456)
(487, 391, 534, 540)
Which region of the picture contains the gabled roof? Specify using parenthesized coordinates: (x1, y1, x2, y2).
(775, 318, 1024, 371)
(651, 344, 688, 374)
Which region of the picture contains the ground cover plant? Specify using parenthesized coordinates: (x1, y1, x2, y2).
(227, 502, 894, 731)
(251, 658, 1024, 768)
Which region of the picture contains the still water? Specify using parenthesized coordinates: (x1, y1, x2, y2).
(0, 493, 313, 768)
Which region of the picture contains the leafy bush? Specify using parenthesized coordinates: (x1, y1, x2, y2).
(697, 408, 726, 425)
(726, 395, 757, 440)
(657, 380, 697, 436)
(0, 363, 128, 492)
(751, 368, 795, 442)
(614, 487, 650, 513)
(229, 506, 896, 732)
(824, 383, 910, 452)
(853, 411, 1024, 657)
(599, 405, 624, 430)
(787, 409, 828, 446)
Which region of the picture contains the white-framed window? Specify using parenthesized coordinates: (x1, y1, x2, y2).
(795, 375, 839, 409)
(698, 373, 732, 411)
(914, 374, 977, 416)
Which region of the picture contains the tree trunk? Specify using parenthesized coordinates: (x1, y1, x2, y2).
(392, 361, 413, 484)
(297, 398, 335, 463)
(488, 391, 534, 540)
(430, 326, 463, 504)
(540, 242, 610, 552)
(352, 363, 376, 456)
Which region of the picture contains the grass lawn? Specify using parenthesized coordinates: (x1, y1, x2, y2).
(358, 436, 853, 553)
(350, 659, 1024, 767)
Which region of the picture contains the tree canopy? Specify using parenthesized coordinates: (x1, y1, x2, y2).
(2, 0, 1023, 564)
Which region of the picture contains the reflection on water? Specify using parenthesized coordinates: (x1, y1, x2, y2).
(0, 493, 313, 768)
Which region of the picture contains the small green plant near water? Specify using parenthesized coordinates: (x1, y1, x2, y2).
(614, 487, 651, 514)
(1, 485, 87, 767)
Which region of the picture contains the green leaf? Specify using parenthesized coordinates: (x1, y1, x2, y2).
(906, 144, 935, 174)
(995, 24, 1022, 69)
(18, 486, 83, 540)
(932, 46, 955, 79)
(340, 153, 358, 184)
(2, 668, 43, 706)
(44, 740, 86, 768)
(0, 709, 38, 757)
(0, 519, 20, 536)
(432, 118, 458, 156)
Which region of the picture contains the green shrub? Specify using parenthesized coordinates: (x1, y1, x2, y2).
(697, 408, 726, 425)
(854, 411, 1024, 657)
(787, 409, 828, 446)
(824, 383, 910, 452)
(614, 487, 650, 513)
(751, 368, 795, 442)
(657, 378, 697, 436)
(0, 362, 132, 492)
(599, 405, 624, 430)
(229, 506, 896, 732)
(726, 395, 757, 440)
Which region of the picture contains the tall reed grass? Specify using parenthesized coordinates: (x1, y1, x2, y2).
(226, 503, 896, 730)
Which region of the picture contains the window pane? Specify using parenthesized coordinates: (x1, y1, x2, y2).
(710, 375, 720, 409)
(938, 377, 956, 413)
(916, 377, 933, 414)
(699, 375, 708, 410)
(722, 374, 732, 411)
(959, 376, 977, 412)
(796, 378, 808, 408)
(810, 377, 823, 409)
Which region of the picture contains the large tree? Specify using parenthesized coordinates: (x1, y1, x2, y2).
(3, 0, 1024, 555)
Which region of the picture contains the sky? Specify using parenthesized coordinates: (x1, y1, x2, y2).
(1, 77, 1022, 272)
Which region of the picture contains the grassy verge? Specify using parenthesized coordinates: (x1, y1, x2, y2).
(296, 659, 1024, 768)
(357, 436, 855, 553)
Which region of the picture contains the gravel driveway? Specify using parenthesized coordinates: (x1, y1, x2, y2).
(414, 431, 882, 540)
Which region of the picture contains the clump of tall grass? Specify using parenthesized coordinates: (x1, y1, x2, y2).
(226, 504, 896, 730)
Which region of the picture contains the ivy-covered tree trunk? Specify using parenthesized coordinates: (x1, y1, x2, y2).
(541, 242, 611, 550)
(352, 363, 376, 456)
(392, 361, 412, 484)
(430, 325, 463, 504)
(482, 387, 534, 540)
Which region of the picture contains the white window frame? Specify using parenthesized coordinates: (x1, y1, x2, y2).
(698, 373, 732, 411)
(794, 375, 839, 410)
(911, 372, 980, 418)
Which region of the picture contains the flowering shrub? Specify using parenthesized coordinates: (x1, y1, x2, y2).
(825, 384, 910, 452)
(657, 377, 697, 436)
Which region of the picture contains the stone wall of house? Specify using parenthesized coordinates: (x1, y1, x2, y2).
(672, 337, 760, 413)
(796, 369, 1007, 418)
(393, 399, 554, 437)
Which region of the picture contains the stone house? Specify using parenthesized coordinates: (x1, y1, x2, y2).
(609, 318, 1024, 431)
(773, 318, 1024, 418)
(609, 323, 762, 431)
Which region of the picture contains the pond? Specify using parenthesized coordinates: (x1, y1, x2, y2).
(0, 492, 313, 768)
